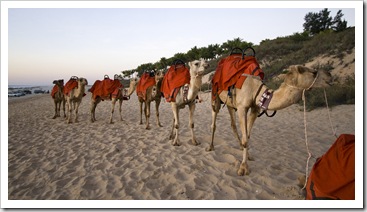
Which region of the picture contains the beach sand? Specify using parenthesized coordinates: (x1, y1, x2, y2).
(7, 92, 355, 201)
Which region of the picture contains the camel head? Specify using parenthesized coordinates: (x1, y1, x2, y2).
(77, 77, 88, 86)
(53, 79, 64, 86)
(155, 70, 165, 82)
(188, 59, 209, 77)
(283, 65, 332, 90)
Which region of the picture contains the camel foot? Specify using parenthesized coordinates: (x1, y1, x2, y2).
(158, 123, 163, 127)
(205, 146, 214, 152)
(139, 122, 143, 125)
(110, 121, 114, 124)
(146, 126, 151, 130)
(192, 140, 200, 146)
(237, 164, 250, 176)
(172, 141, 180, 146)
(52, 116, 57, 119)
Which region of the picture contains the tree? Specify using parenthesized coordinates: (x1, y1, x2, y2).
(303, 8, 348, 36)
(332, 10, 348, 32)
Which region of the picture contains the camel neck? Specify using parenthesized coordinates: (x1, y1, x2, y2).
(188, 75, 202, 100)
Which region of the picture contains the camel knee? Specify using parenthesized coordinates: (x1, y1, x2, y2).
(175, 124, 179, 129)
(190, 123, 194, 129)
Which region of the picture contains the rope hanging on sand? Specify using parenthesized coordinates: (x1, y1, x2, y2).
(301, 79, 338, 189)
(324, 88, 338, 138)
(301, 89, 312, 190)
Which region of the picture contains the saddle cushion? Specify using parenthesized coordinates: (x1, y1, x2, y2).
(305, 134, 355, 200)
(211, 54, 264, 100)
(160, 64, 190, 102)
(136, 72, 156, 101)
(89, 78, 123, 100)
(63, 79, 79, 96)
(51, 85, 59, 99)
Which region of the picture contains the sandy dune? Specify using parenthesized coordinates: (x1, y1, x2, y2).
(7, 92, 355, 202)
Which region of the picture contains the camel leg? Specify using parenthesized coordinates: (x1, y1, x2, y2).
(74, 101, 80, 123)
(109, 98, 116, 124)
(66, 100, 72, 124)
(90, 99, 97, 123)
(62, 99, 66, 118)
(237, 107, 250, 176)
(188, 102, 199, 146)
(52, 101, 58, 119)
(169, 118, 175, 140)
(247, 107, 259, 138)
(145, 101, 151, 130)
(207, 97, 221, 151)
(118, 99, 123, 121)
(139, 101, 143, 125)
(227, 106, 242, 150)
(207, 108, 218, 151)
(246, 108, 259, 161)
(171, 103, 180, 146)
(155, 98, 163, 127)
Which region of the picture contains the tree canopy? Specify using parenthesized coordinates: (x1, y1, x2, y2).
(303, 8, 348, 36)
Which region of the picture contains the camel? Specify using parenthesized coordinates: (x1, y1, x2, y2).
(51, 79, 66, 119)
(168, 59, 210, 146)
(90, 75, 139, 124)
(64, 76, 88, 124)
(137, 70, 165, 129)
(208, 65, 332, 176)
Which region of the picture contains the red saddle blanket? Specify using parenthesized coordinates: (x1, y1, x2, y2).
(305, 134, 355, 200)
(63, 79, 79, 96)
(89, 78, 123, 100)
(211, 54, 264, 100)
(136, 72, 156, 100)
(51, 85, 59, 99)
(160, 64, 190, 102)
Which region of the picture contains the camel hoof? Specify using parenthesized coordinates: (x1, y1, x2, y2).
(205, 146, 214, 152)
(237, 169, 245, 176)
(146, 126, 151, 130)
(172, 141, 180, 146)
(193, 140, 200, 146)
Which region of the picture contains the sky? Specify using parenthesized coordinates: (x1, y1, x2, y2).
(2, 1, 358, 86)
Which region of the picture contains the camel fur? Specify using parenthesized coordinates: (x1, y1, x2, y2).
(138, 70, 165, 129)
(64, 77, 88, 124)
(90, 75, 138, 124)
(51, 79, 66, 119)
(168, 59, 209, 146)
(208, 65, 332, 176)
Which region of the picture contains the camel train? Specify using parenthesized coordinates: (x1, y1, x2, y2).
(136, 70, 165, 129)
(49, 47, 332, 177)
(89, 74, 138, 124)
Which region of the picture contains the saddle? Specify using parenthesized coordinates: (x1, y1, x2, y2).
(136, 72, 156, 101)
(51, 85, 59, 99)
(211, 47, 264, 101)
(63, 76, 79, 96)
(160, 59, 190, 102)
(89, 75, 123, 100)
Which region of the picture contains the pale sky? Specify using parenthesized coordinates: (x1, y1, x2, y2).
(3, 1, 358, 86)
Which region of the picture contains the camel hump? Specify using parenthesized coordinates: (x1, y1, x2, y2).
(211, 47, 264, 101)
(161, 60, 190, 102)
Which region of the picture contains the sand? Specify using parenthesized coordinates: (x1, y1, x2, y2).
(7, 92, 355, 203)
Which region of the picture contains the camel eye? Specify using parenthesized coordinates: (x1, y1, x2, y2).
(195, 62, 199, 66)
